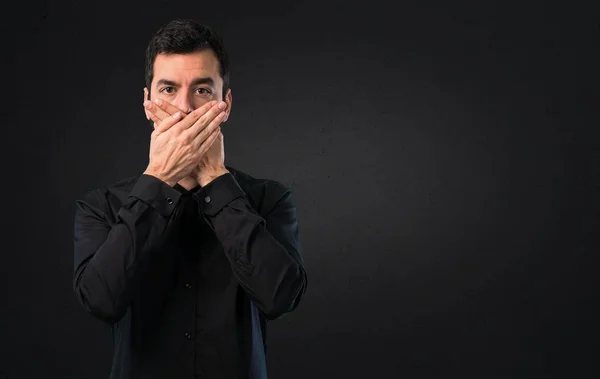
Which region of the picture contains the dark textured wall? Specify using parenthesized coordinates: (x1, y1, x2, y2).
(2, 1, 598, 378)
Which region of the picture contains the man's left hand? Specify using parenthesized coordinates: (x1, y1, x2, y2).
(144, 97, 230, 186)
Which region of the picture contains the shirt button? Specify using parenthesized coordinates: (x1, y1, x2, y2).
(185, 283, 192, 289)
(166, 197, 173, 204)
(184, 332, 193, 339)
(204, 196, 211, 203)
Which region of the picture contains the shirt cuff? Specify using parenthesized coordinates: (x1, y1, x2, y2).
(195, 173, 245, 217)
(129, 174, 182, 217)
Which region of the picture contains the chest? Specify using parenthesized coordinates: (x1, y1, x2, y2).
(135, 197, 237, 312)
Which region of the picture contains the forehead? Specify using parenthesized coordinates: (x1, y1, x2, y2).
(152, 50, 220, 84)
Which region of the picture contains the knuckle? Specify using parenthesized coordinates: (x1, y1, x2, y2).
(199, 113, 211, 124)
(182, 132, 193, 143)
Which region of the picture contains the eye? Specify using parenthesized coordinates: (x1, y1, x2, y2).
(160, 87, 175, 94)
(195, 88, 212, 95)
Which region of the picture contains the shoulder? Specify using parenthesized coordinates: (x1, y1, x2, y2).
(226, 166, 295, 213)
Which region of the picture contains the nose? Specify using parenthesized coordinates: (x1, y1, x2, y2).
(174, 94, 193, 115)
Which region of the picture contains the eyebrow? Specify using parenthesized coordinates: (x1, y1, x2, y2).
(156, 77, 215, 88)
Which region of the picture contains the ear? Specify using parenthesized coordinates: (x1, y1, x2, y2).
(223, 88, 232, 122)
(143, 87, 150, 120)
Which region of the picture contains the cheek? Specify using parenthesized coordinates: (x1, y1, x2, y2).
(192, 97, 216, 109)
(153, 92, 167, 101)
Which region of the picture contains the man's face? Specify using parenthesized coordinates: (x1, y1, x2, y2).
(144, 49, 231, 121)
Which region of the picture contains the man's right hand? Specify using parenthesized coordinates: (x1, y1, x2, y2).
(143, 100, 228, 186)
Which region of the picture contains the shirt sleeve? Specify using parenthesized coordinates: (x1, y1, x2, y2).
(73, 174, 183, 324)
(195, 173, 307, 320)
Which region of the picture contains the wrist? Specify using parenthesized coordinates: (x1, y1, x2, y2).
(143, 168, 176, 187)
(198, 166, 229, 187)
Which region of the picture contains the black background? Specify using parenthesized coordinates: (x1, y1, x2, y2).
(2, 0, 599, 378)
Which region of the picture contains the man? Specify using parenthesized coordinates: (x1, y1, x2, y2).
(73, 19, 307, 379)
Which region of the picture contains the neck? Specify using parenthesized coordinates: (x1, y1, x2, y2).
(178, 176, 200, 191)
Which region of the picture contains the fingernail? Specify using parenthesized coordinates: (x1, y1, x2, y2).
(154, 98, 162, 105)
(143, 100, 152, 109)
(218, 102, 227, 110)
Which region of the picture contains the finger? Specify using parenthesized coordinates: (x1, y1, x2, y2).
(189, 101, 228, 138)
(195, 127, 222, 159)
(143, 99, 171, 122)
(191, 107, 226, 150)
(155, 111, 183, 133)
(207, 128, 222, 147)
(143, 88, 150, 119)
(155, 98, 186, 117)
(145, 98, 188, 127)
(146, 109, 162, 126)
(175, 100, 220, 132)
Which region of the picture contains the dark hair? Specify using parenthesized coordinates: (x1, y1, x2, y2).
(145, 19, 230, 100)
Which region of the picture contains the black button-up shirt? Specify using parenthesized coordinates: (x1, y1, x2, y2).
(72, 166, 307, 379)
